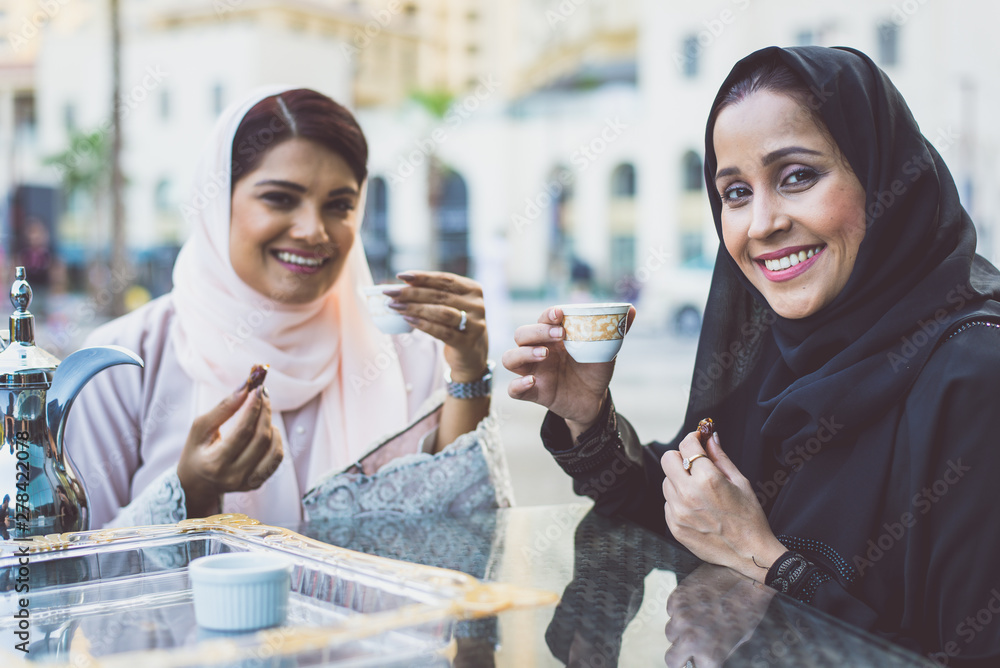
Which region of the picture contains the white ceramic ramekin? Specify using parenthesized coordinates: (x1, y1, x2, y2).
(188, 552, 293, 631)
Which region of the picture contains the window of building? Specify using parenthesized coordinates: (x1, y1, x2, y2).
(796, 30, 814, 45)
(877, 21, 900, 66)
(362, 176, 392, 282)
(433, 170, 471, 276)
(680, 231, 703, 263)
(681, 35, 699, 78)
(13, 92, 35, 134)
(154, 179, 174, 212)
(212, 84, 225, 116)
(611, 163, 636, 198)
(610, 235, 636, 292)
(682, 151, 703, 191)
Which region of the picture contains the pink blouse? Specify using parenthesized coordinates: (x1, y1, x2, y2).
(66, 295, 445, 529)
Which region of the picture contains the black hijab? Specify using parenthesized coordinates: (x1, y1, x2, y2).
(686, 45, 1000, 464)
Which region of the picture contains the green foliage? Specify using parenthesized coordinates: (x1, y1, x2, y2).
(43, 129, 112, 195)
(408, 89, 454, 118)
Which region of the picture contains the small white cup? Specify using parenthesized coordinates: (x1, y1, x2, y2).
(362, 284, 413, 334)
(559, 302, 632, 363)
(188, 552, 293, 631)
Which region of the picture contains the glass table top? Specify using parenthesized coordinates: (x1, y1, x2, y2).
(296, 503, 935, 667)
(0, 503, 935, 667)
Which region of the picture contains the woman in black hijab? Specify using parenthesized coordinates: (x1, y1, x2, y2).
(503, 45, 1000, 664)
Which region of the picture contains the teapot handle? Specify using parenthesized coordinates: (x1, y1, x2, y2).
(46, 345, 144, 460)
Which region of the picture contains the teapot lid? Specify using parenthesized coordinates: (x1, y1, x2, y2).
(0, 267, 61, 377)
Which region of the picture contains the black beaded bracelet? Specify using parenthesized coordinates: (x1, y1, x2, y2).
(765, 551, 812, 594)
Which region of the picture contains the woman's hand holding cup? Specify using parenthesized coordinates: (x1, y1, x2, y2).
(384, 270, 489, 380)
(503, 305, 635, 440)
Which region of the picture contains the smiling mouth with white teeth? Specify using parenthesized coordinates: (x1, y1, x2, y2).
(273, 250, 330, 268)
(761, 246, 824, 272)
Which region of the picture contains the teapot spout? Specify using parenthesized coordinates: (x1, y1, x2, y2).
(47, 345, 144, 457)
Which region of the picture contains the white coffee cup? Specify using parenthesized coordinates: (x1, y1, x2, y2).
(362, 284, 413, 334)
(559, 302, 632, 363)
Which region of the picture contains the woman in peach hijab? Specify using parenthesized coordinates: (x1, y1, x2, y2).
(68, 87, 504, 528)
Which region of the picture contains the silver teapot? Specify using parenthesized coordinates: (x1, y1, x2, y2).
(0, 267, 143, 540)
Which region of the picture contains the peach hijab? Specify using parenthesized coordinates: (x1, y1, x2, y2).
(169, 86, 411, 523)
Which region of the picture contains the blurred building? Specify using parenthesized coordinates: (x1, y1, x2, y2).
(0, 0, 56, 287)
(0, 0, 996, 330)
(359, 0, 1000, 332)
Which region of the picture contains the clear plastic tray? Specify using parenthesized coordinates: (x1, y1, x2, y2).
(0, 514, 556, 667)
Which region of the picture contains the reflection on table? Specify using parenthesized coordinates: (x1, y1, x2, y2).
(299, 504, 934, 668)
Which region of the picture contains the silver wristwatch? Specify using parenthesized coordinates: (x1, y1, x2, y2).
(446, 360, 495, 399)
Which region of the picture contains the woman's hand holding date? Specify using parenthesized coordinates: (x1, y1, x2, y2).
(176, 365, 283, 518)
(661, 422, 786, 582)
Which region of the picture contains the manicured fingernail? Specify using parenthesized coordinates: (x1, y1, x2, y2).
(549, 309, 557, 320)
(533, 347, 548, 358)
(524, 376, 535, 388)
(403, 315, 418, 324)
(387, 301, 407, 311)
(712, 432, 720, 445)
(256, 386, 265, 398)
(396, 272, 415, 281)
(381, 287, 402, 297)
(549, 327, 563, 338)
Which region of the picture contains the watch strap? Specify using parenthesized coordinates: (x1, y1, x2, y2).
(446, 360, 494, 399)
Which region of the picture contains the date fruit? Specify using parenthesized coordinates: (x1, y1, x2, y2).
(246, 364, 269, 391)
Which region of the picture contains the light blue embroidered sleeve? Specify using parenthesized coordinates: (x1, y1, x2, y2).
(104, 466, 187, 528)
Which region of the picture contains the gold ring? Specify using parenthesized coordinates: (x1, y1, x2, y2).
(682, 453, 708, 472)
